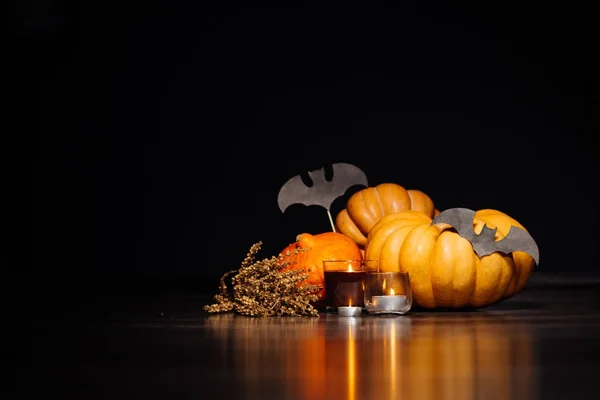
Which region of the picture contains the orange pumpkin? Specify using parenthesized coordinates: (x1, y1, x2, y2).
(365, 209, 537, 309)
(279, 232, 363, 301)
(335, 183, 439, 248)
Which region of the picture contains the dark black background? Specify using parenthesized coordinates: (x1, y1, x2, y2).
(25, 1, 599, 294)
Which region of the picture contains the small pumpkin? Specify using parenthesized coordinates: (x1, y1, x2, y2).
(364, 209, 537, 309)
(279, 232, 363, 301)
(335, 183, 439, 248)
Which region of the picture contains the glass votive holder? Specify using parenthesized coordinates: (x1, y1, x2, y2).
(364, 272, 412, 315)
(323, 259, 379, 311)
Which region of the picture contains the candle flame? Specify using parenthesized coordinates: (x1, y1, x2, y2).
(382, 278, 387, 291)
(348, 298, 352, 307)
(390, 288, 395, 296)
(348, 263, 354, 272)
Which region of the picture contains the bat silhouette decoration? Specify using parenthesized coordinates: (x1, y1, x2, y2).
(431, 207, 540, 265)
(277, 163, 368, 231)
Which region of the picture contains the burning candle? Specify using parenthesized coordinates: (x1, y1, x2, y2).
(323, 260, 378, 310)
(364, 272, 412, 315)
(371, 288, 409, 311)
(337, 299, 362, 317)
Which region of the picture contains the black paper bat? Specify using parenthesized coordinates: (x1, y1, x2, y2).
(277, 163, 368, 214)
(431, 207, 539, 265)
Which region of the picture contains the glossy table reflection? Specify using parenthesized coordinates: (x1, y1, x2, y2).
(30, 274, 600, 399)
(198, 312, 539, 400)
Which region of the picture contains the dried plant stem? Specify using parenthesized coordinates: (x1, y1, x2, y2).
(204, 241, 321, 317)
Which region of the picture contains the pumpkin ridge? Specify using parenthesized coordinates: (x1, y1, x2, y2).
(374, 185, 386, 219)
(468, 251, 479, 306)
(424, 239, 436, 308)
(489, 254, 511, 306)
(447, 231, 477, 307)
(353, 190, 372, 234)
(500, 255, 518, 300)
(450, 250, 456, 306)
(509, 254, 522, 296)
(428, 225, 451, 308)
(407, 189, 415, 210)
(424, 226, 439, 308)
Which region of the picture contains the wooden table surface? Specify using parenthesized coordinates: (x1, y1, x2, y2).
(17, 273, 600, 399)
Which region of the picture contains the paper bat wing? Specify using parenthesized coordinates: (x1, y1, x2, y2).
(431, 208, 478, 241)
(476, 226, 540, 265)
(330, 161, 369, 199)
(277, 173, 318, 213)
(432, 207, 539, 265)
(277, 163, 368, 213)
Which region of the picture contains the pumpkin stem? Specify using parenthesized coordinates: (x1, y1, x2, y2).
(296, 233, 314, 246)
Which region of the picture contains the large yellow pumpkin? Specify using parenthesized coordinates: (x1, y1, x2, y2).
(335, 183, 438, 248)
(279, 232, 363, 302)
(365, 209, 538, 309)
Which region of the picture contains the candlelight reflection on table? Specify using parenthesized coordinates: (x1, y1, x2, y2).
(204, 312, 537, 400)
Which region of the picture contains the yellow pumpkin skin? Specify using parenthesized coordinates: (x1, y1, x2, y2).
(335, 183, 438, 248)
(279, 232, 363, 301)
(365, 209, 536, 309)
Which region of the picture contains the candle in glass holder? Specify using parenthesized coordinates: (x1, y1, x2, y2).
(323, 260, 378, 309)
(364, 272, 412, 315)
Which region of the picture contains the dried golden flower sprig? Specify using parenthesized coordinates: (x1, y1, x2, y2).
(204, 241, 321, 317)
